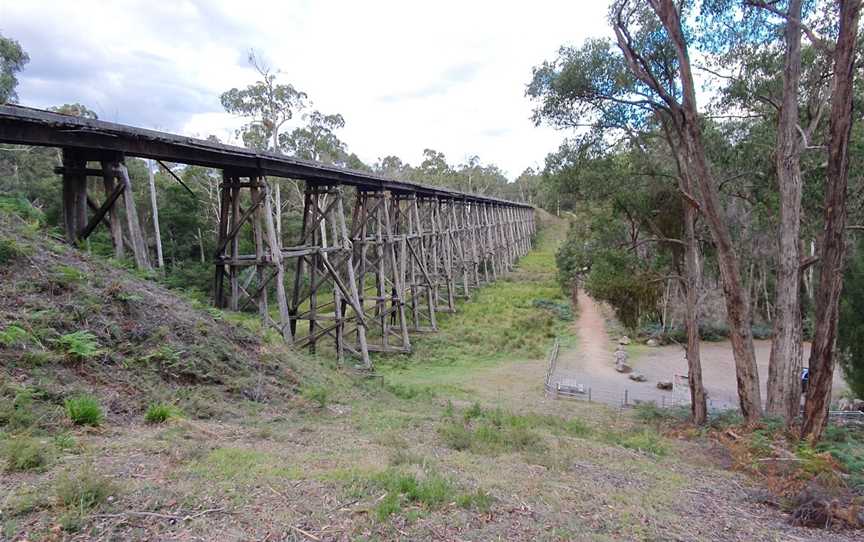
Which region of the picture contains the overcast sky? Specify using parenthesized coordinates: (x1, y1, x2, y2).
(0, 0, 611, 179)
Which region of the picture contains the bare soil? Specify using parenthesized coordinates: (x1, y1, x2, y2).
(554, 290, 848, 410)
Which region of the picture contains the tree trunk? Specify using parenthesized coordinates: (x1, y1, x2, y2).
(802, 0, 861, 442)
(650, 0, 763, 421)
(146, 159, 165, 269)
(683, 188, 707, 424)
(766, 0, 805, 422)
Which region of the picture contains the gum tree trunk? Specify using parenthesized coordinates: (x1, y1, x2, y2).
(802, 0, 861, 442)
(767, 0, 804, 422)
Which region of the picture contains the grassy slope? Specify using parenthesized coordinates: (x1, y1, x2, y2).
(2, 209, 853, 541)
(379, 211, 574, 393)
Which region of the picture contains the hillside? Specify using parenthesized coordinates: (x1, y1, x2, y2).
(1, 208, 862, 541)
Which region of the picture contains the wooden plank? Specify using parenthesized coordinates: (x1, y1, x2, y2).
(80, 180, 125, 240)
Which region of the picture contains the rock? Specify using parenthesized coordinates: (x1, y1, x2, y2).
(646, 338, 659, 347)
(615, 364, 631, 373)
(656, 381, 673, 391)
(619, 336, 631, 345)
(629, 373, 646, 382)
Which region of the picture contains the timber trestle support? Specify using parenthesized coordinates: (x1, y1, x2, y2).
(1, 104, 536, 370)
(210, 176, 536, 367)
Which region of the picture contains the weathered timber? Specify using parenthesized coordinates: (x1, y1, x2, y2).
(0, 105, 536, 369)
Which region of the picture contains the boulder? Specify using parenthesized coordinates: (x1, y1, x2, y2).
(629, 373, 646, 382)
(646, 338, 659, 347)
(619, 336, 631, 345)
(656, 381, 673, 391)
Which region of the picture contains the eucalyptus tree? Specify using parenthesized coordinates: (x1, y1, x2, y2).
(280, 111, 348, 164)
(527, 34, 710, 423)
(0, 33, 28, 104)
(803, 0, 861, 441)
(220, 51, 308, 154)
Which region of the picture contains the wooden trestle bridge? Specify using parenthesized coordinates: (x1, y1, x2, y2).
(0, 105, 536, 367)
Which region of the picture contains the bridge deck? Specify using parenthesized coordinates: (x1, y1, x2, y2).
(0, 104, 529, 207)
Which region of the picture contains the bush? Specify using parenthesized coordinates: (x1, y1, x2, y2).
(144, 403, 177, 424)
(3, 437, 50, 472)
(0, 238, 27, 264)
(55, 467, 115, 510)
(0, 390, 36, 430)
(0, 324, 30, 347)
(57, 331, 100, 361)
(64, 395, 104, 426)
(439, 421, 473, 451)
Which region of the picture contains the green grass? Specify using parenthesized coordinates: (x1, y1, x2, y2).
(331, 466, 488, 522)
(187, 447, 300, 485)
(301, 385, 330, 408)
(144, 402, 178, 424)
(3, 437, 51, 472)
(64, 395, 104, 426)
(379, 221, 574, 390)
(55, 466, 116, 511)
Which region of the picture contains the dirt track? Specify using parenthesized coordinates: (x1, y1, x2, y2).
(554, 290, 848, 410)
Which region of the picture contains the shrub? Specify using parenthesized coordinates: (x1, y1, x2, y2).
(463, 402, 483, 421)
(0, 196, 44, 224)
(64, 395, 104, 426)
(0, 324, 29, 347)
(55, 467, 115, 511)
(0, 390, 36, 431)
(439, 422, 473, 451)
(53, 265, 86, 286)
(0, 238, 27, 264)
(4, 437, 50, 472)
(57, 331, 100, 361)
(144, 403, 177, 424)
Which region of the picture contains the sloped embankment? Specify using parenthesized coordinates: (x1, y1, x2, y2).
(0, 209, 302, 421)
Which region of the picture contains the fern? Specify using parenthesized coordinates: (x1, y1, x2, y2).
(57, 331, 100, 361)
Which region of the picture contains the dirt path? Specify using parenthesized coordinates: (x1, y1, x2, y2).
(554, 290, 848, 410)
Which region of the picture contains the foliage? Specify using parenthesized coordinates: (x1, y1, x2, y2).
(838, 240, 864, 398)
(57, 331, 100, 361)
(3, 437, 50, 472)
(144, 402, 178, 424)
(603, 428, 669, 456)
(0, 324, 29, 347)
(0, 33, 29, 103)
(64, 395, 104, 426)
(300, 385, 330, 408)
(0, 389, 36, 431)
(55, 466, 115, 510)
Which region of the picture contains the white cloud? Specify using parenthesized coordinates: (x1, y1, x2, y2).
(0, 0, 612, 178)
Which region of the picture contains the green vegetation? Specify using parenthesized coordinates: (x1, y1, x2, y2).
(188, 447, 299, 485)
(144, 402, 178, 424)
(300, 384, 330, 408)
(839, 238, 864, 398)
(438, 403, 590, 456)
(64, 395, 104, 426)
(56, 331, 100, 361)
(0, 324, 29, 347)
(3, 437, 50, 472)
(55, 466, 115, 511)
(380, 221, 574, 391)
